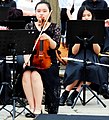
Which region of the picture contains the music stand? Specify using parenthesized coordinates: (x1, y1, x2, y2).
(0, 29, 37, 120)
(93, 8, 109, 20)
(0, 7, 10, 20)
(66, 20, 106, 108)
(15, 16, 37, 25)
(0, 20, 26, 29)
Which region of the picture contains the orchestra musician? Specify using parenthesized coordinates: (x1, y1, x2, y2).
(99, 22, 109, 99)
(81, 0, 108, 9)
(59, 5, 109, 106)
(22, 1, 61, 118)
(0, 0, 16, 7)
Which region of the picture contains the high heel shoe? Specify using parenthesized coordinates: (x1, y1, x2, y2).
(33, 110, 42, 120)
(25, 110, 42, 118)
(25, 112, 35, 118)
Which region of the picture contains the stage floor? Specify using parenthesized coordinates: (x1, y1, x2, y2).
(0, 90, 109, 120)
(36, 114, 109, 120)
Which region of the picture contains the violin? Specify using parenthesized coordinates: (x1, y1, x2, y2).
(32, 38, 51, 69)
(31, 11, 52, 69)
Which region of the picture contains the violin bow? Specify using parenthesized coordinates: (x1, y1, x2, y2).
(25, 10, 53, 65)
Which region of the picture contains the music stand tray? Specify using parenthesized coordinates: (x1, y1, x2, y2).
(66, 20, 105, 45)
(0, 29, 37, 56)
(66, 20, 106, 108)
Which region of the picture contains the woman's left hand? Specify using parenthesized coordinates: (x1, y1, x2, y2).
(40, 33, 51, 41)
(105, 19, 109, 27)
(40, 33, 56, 49)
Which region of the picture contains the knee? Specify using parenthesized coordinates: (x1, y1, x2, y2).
(31, 71, 41, 82)
(22, 71, 30, 83)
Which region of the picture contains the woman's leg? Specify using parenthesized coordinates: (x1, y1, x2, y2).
(67, 81, 91, 106)
(59, 80, 79, 105)
(31, 71, 43, 114)
(76, 81, 91, 92)
(22, 71, 34, 112)
(66, 80, 79, 91)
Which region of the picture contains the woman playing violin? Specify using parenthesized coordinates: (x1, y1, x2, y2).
(22, 1, 61, 118)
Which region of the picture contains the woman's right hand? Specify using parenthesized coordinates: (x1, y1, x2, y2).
(23, 55, 31, 69)
(0, 26, 8, 30)
(23, 61, 30, 69)
(72, 44, 80, 55)
(105, 19, 109, 27)
(93, 44, 101, 55)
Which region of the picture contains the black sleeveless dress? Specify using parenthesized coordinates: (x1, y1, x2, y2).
(24, 22, 61, 113)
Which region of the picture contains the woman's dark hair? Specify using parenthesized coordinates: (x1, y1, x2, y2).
(35, 1, 52, 22)
(77, 5, 95, 20)
(0, 0, 16, 8)
(7, 8, 23, 20)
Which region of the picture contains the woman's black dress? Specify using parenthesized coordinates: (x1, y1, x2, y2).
(24, 22, 61, 113)
(63, 42, 106, 92)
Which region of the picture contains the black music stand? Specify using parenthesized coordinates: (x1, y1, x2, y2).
(66, 20, 106, 108)
(0, 29, 37, 120)
(15, 16, 37, 25)
(0, 20, 26, 29)
(0, 7, 9, 20)
(93, 8, 109, 20)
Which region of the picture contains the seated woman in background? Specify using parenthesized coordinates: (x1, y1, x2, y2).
(59, 5, 109, 106)
(0, 0, 16, 7)
(99, 24, 109, 99)
(81, 0, 108, 10)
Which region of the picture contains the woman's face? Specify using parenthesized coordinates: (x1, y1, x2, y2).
(35, 3, 50, 21)
(82, 10, 92, 20)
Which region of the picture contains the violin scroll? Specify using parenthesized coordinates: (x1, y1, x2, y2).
(38, 17, 46, 27)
